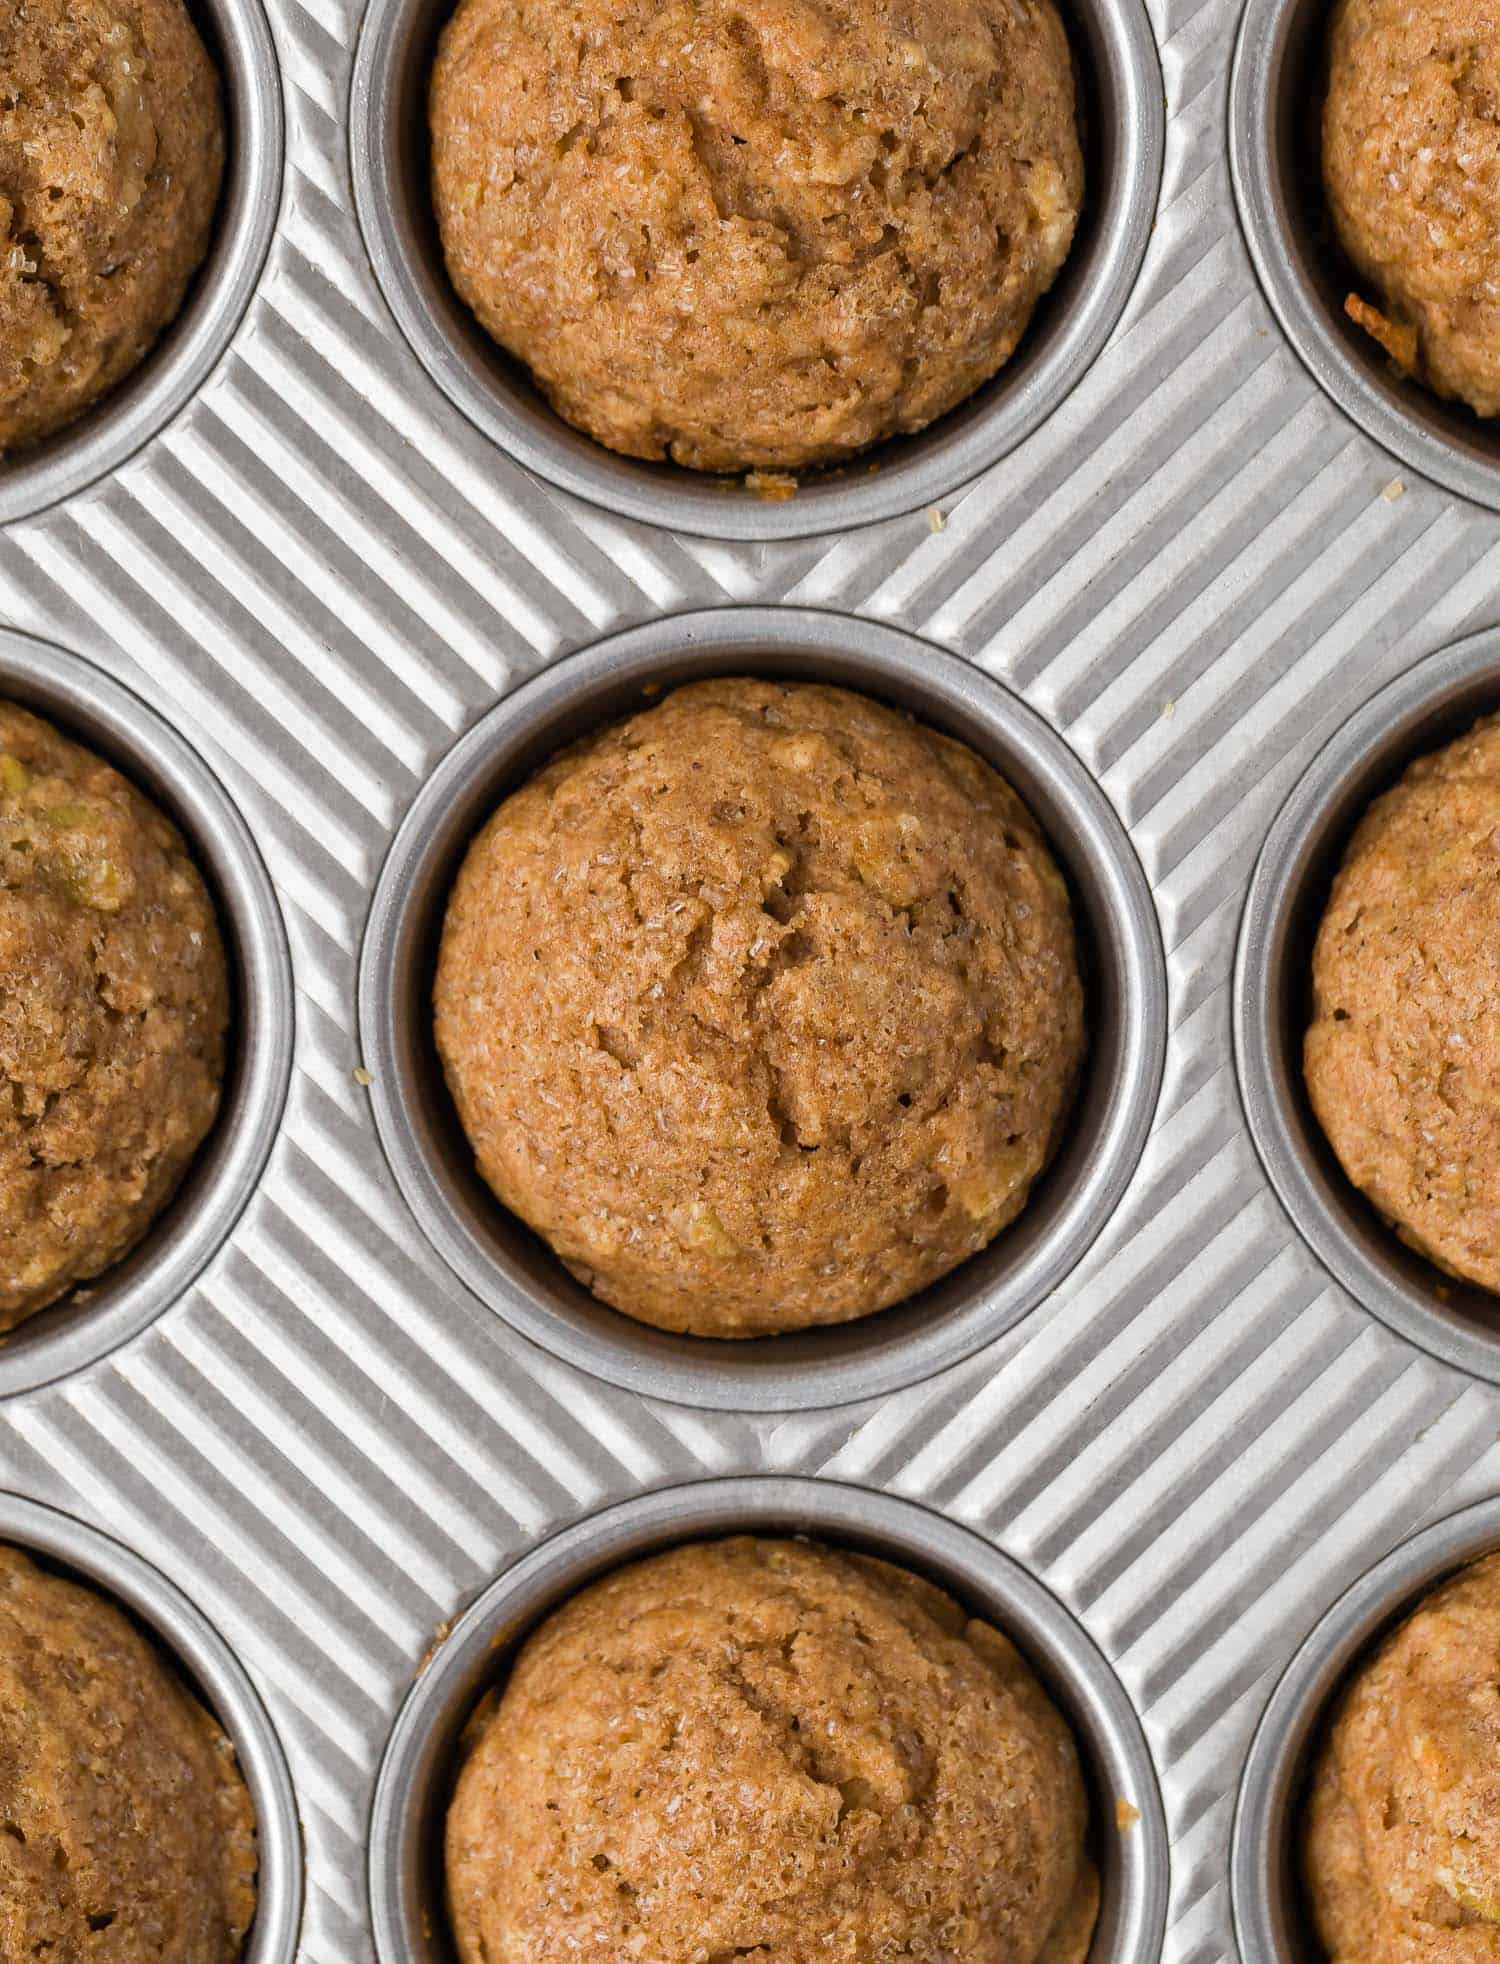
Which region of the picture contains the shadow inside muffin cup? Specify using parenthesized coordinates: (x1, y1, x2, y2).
(0, 630, 293, 1396)
(347, 0, 1163, 541)
(1228, 0, 1500, 510)
(1231, 1495, 1500, 1964)
(0, 0, 283, 528)
(1234, 628, 1500, 1384)
(357, 608, 1166, 1413)
(0, 1490, 302, 1962)
(369, 1478, 1168, 1964)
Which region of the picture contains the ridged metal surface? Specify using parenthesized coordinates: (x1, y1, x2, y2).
(3, 0, 1500, 1956)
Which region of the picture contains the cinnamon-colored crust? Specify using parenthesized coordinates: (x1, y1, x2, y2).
(434, 678, 1085, 1337)
(447, 1537, 1098, 1964)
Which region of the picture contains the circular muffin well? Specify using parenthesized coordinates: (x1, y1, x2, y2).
(0, 630, 292, 1398)
(368, 1479, 1168, 1964)
(0, 1491, 301, 1964)
(348, 0, 1162, 538)
(1229, 0, 1500, 510)
(358, 609, 1166, 1411)
(0, 0, 283, 526)
(1235, 628, 1500, 1385)
(1232, 1496, 1500, 1964)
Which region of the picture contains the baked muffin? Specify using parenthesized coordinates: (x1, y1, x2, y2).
(1306, 713, 1500, 1294)
(447, 1536, 1098, 1964)
(0, 1543, 257, 1961)
(1324, 0, 1500, 416)
(1306, 1551, 1500, 1961)
(434, 678, 1085, 1337)
(0, 701, 229, 1329)
(429, 0, 1082, 473)
(0, 0, 224, 453)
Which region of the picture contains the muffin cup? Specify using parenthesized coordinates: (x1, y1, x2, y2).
(1234, 626, 1500, 1384)
(1231, 1493, 1500, 1963)
(1228, 0, 1500, 510)
(357, 607, 1166, 1412)
(347, 0, 1163, 542)
(369, 1475, 1168, 1964)
(0, 1488, 302, 1961)
(0, 629, 294, 1396)
(0, 0, 283, 528)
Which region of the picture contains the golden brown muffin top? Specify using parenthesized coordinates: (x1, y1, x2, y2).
(434, 678, 1085, 1337)
(1307, 1551, 1500, 1962)
(0, 0, 224, 452)
(1306, 712, 1500, 1295)
(0, 701, 229, 1328)
(1324, 0, 1500, 416)
(447, 1536, 1098, 1964)
(429, 0, 1081, 471)
(0, 1543, 257, 1962)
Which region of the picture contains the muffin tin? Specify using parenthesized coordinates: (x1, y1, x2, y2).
(7, 0, 1500, 1952)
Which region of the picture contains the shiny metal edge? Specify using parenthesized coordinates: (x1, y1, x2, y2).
(357, 606, 1167, 1412)
(0, 0, 285, 527)
(1227, 0, 1500, 512)
(0, 628, 295, 1397)
(1234, 625, 1500, 1385)
(369, 1476, 1169, 1964)
(1231, 1492, 1500, 1963)
(0, 1488, 304, 1963)
(346, 0, 1164, 541)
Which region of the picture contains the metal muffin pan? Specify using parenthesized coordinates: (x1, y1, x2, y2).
(1232, 1492, 1500, 1964)
(1229, 0, 1500, 511)
(8, 0, 1500, 1939)
(370, 1476, 1169, 1964)
(358, 606, 1167, 1412)
(347, 0, 1164, 540)
(0, 1489, 302, 1962)
(1236, 626, 1500, 1386)
(0, 628, 294, 1399)
(0, 0, 284, 528)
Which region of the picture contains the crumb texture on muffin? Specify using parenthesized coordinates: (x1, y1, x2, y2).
(0, 1542, 257, 1961)
(0, 0, 224, 454)
(434, 678, 1085, 1337)
(1306, 712, 1500, 1293)
(447, 1536, 1098, 1964)
(429, 0, 1082, 472)
(1324, 0, 1500, 416)
(1307, 1551, 1500, 1961)
(0, 701, 229, 1330)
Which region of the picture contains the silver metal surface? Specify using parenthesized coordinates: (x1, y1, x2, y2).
(370, 1477, 1168, 1964)
(11, 0, 1500, 1949)
(347, 0, 1164, 540)
(1231, 1494, 1500, 1964)
(359, 608, 1166, 1411)
(1229, 0, 1500, 511)
(0, 629, 294, 1399)
(1236, 628, 1500, 1385)
(0, 1489, 302, 1963)
(0, 0, 285, 528)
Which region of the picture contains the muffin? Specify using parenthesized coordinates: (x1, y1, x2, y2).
(447, 1536, 1098, 1964)
(434, 677, 1085, 1337)
(0, 0, 224, 454)
(1306, 713, 1500, 1294)
(0, 701, 229, 1329)
(428, 0, 1082, 473)
(0, 1543, 257, 1961)
(1306, 1551, 1500, 1961)
(1324, 0, 1500, 416)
